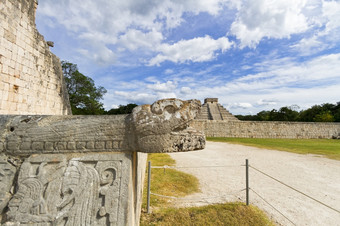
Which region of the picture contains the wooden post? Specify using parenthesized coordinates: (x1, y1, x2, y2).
(246, 159, 249, 206)
(147, 161, 151, 213)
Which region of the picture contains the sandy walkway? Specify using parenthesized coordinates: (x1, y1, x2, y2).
(168, 141, 340, 226)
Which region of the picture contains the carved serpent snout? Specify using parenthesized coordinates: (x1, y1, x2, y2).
(130, 98, 205, 153)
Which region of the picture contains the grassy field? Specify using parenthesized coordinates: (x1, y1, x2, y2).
(207, 137, 340, 160)
(141, 202, 274, 226)
(142, 153, 200, 209)
(140, 153, 275, 225)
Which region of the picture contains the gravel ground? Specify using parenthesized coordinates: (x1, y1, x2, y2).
(168, 141, 340, 226)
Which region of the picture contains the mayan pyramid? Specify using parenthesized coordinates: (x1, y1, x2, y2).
(196, 98, 239, 121)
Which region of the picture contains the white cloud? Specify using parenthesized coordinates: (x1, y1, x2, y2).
(146, 81, 177, 93)
(37, 0, 340, 65)
(229, 103, 253, 109)
(118, 29, 163, 51)
(180, 87, 192, 95)
(172, 53, 340, 114)
(149, 36, 233, 65)
(290, 36, 327, 56)
(110, 104, 119, 109)
(290, 1, 340, 55)
(231, 0, 310, 48)
(103, 51, 340, 114)
(114, 91, 157, 104)
(322, 0, 340, 33)
(37, 0, 231, 65)
(256, 99, 277, 106)
(164, 69, 174, 75)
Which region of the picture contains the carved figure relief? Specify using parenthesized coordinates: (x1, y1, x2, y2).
(96, 161, 121, 224)
(6, 154, 126, 225)
(0, 155, 17, 214)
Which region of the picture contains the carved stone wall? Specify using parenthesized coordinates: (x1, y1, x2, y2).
(5, 153, 131, 225)
(0, 99, 205, 225)
(0, 0, 71, 115)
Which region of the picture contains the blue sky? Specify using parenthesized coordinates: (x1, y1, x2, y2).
(36, 0, 340, 115)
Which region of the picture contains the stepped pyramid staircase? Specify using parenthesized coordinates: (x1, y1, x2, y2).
(195, 98, 239, 121)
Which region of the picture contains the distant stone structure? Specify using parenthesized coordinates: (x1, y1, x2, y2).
(191, 120, 340, 139)
(196, 98, 239, 121)
(0, 0, 71, 115)
(193, 98, 340, 139)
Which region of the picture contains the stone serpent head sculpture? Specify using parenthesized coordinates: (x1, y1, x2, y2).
(129, 98, 205, 153)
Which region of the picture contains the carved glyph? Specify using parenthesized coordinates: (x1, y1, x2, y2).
(6, 153, 129, 225)
(0, 155, 17, 214)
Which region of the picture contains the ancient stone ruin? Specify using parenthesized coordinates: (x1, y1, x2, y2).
(0, 1, 206, 225)
(0, 99, 205, 225)
(192, 99, 340, 139)
(0, 0, 71, 115)
(1, 0, 339, 225)
(195, 98, 239, 121)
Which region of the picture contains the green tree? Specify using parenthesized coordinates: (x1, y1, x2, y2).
(333, 102, 340, 122)
(62, 61, 107, 115)
(106, 104, 138, 115)
(256, 110, 271, 121)
(314, 111, 335, 122)
(299, 105, 323, 122)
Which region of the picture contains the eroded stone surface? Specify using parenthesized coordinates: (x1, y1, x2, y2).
(0, 99, 205, 155)
(5, 153, 130, 225)
(0, 0, 71, 115)
(130, 99, 205, 152)
(0, 98, 206, 225)
(0, 155, 17, 214)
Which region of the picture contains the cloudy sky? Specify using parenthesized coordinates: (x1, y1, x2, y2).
(36, 0, 340, 115)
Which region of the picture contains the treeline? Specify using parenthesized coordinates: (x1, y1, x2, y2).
(62, 61, 137, 115)
(105, 104, 138, 115)
(235, 103, 340, 122)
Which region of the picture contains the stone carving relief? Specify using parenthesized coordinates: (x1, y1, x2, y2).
(6, 154, 129, 225)
(130, 99, 206, 152)
(0, 155, 17, 214)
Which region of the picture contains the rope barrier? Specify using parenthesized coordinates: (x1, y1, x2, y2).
(250, 165, 340, 215)
(151, 165, 242, 169)
(150, 190, 244, 202)
(250, 188, 296, 226)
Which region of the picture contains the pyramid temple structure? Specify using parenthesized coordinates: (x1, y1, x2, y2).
(196, 98, 239, 121)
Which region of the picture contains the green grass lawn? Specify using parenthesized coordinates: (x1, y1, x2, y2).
(141, 202, 274, 226)
(141, 153, 275, 225)
(142, 153, 200, 209)
(207, 137, 340, 160)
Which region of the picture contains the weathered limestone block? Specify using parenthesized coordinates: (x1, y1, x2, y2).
(5, 153, 130, 225)
(0, 99, 205, 156)
(0, 115, 129, 155)
(130, 99, 205, 152)
(0, 0, 71, 115)
(0, 155, 17, 214)
(0, 98, 206, 225)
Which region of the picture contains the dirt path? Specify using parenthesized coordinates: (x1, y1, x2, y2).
(168, 141, 340, 226)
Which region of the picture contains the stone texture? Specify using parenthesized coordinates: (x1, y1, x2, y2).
(0, 155, 17, 215)
(0, 99, 205, 155)
(191, 120, 340, 139)
(0, 115, 129, 155)
(0, 98, 206, 225)
(130, 99, 205, 153)
(5, 153, 131, 225)
(0, 0, 71, 115)
(196, 98, 239, 121)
